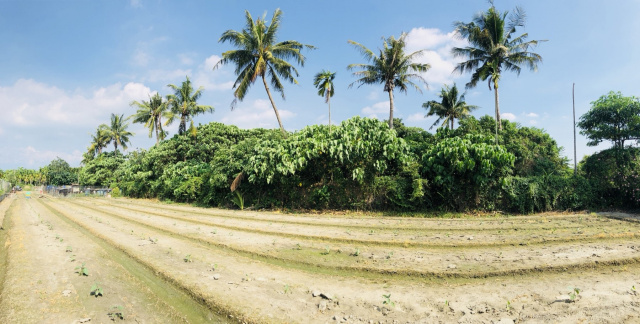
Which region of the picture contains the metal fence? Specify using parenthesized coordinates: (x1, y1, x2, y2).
(45, 185, 111, 197)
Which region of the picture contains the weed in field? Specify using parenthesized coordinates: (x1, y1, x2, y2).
(211, 229, 217, 235)
(69, 255, 76, 262)
(369, 230, 375, 235)
(66, 246, 73, 252)
(90, 283, 103, 297)
(505, 300, 512, 311)
(631, 285, 637, 296)
(386, 252, 394, 259)
(321, 246, 330, 255)
(231, 191, 244, 210)
(108, 305, 125, 321)
(382, 294, 395, 307)
(149, 237, 158, 244)
(283, 284, 291, 294)
(75, 263, 89, 276)
(352, 248, 360, 257)
(295, 243, 302, 250)
(568, 287, 581, 302)
(55, 234, 60, 240)
(184, 254, 192, 263)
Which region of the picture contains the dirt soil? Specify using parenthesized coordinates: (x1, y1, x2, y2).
(1, 193, 640, 323)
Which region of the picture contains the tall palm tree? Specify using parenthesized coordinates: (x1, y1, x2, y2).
(89, 124, 111, 156)
(130, 93, 172, 145)
(313, 70, 336, 131)
(215, 9, 314, 135)
(167, 76, 213, 136)
(348, 33, 430, 129)
(108, 113, 133, 155)
(423, 83, 478, 130)
(452, 2, 544, 131)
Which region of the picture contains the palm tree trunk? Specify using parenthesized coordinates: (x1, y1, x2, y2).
(180, 114, 187, 135)
(262, 75, 286, 135)
(451, 118, 454, 129)
(494, 80, 502, 131)
(155, 121, 160, 146)
(388, 90, 395, 129)
(328, 98, 332, 134)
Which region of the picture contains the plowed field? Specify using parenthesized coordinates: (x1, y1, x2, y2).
(1, 193, 639, 323)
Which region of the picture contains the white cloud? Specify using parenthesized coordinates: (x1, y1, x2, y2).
(525, 112, 539, 118)
(130, 0, 142, 8)
(406, 112, 425, 122)
(361, 101, 390, 119)
(146, 68, 192, 83)
(20, 146, 83, 168)
(367, 91, 380, 100)
(405, 27, 468, 87)
(501, 112, 516, 121)
(0, 79, 152, 128)
(178, 53, 195, 66)
(192, 55, 235, 91)
(220, 99, 295, 129)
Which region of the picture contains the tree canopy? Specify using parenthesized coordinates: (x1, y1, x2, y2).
(216, 8, 314, 135)
(348, 33, 430, 129)
(578, 91, 640, 149)
(452, 2, 544, 131)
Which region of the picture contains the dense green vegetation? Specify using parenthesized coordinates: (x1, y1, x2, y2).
(67, 114, 614, 213)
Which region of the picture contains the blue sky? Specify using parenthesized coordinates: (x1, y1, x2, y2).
(1, 0, 640, 170)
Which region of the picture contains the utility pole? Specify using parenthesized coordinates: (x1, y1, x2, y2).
(573, 83, 577, 175)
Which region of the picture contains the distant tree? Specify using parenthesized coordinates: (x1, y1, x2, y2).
(348, 33, 430, 129)
(167, 76, 213, 136)
(452, 1, 544, 131)
(578, 91, 640, 149)
(107, 113, 134, 155)
(313, 70, 336, 131)
(216, 9, 314, 135)
(423, 83, 478, 129)
(131, 93, 172, 145)
(46, 157, 76, 185)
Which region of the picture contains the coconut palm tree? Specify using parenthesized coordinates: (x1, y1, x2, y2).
(348, 33, 430, 129)
(215, 8, 314, 135)
(167, 76, 213, 136)
(452, 1, 544, 131)
(313, 70, 336, 131)
(130, 93, 172, 145)
(89, 124, 111, 155)
(423, 83, 478, 130)
(107, 113, 133, 155)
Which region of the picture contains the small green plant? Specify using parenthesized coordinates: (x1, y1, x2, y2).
(321, 246, 330, 255)
(632, 285, 637, 295)
(90, 283, 103, 297)
(386, 252, 394, 259)
(569, 287, 581, 301)
(445, 300, 449, 307)
(369, 229, 375, 235)
(75, 263, 89, 276)
(69, 255, 76, 262)
(65, 246, 73, 252)
(231, 191, 244, 210)
(506, 300, 512, 311)
(352, 248, 360, 257)
(295, 243, 302, 250)
(107, 305, 125, 321)
(184, 254, 192, 263)
(382, 294, 395, 307)
(283, 284, 291, 294)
